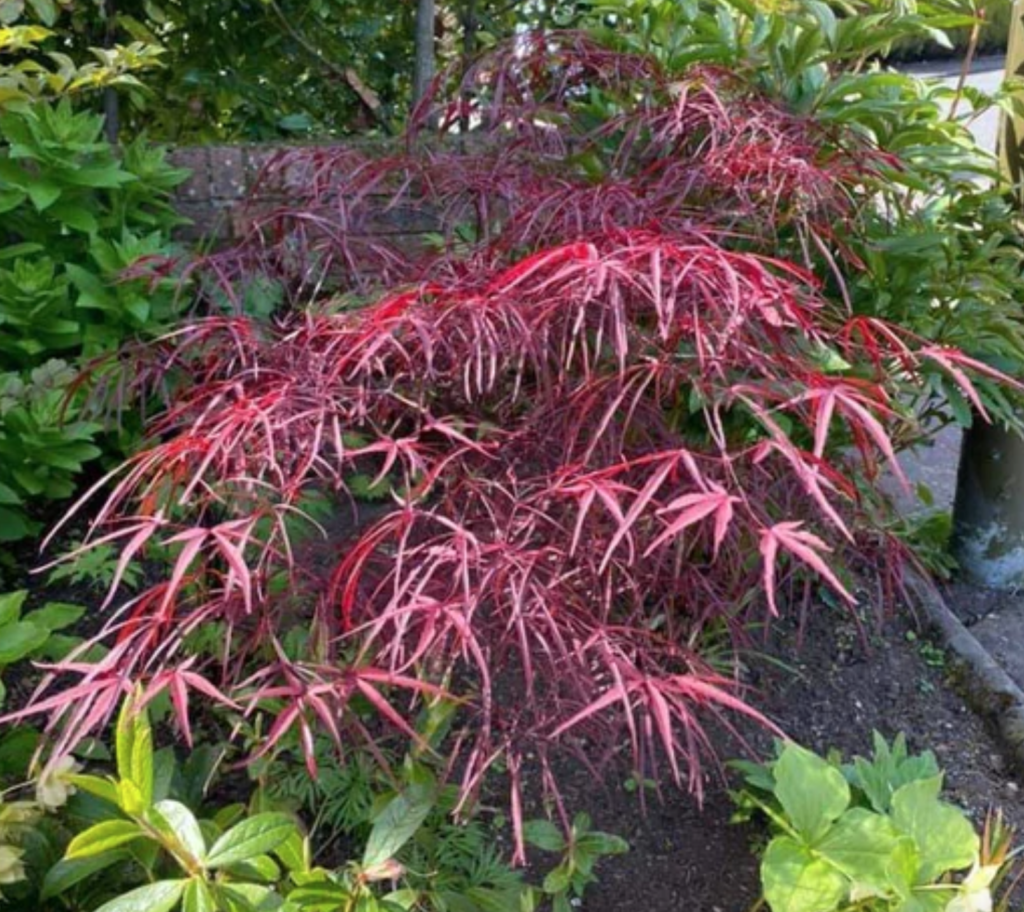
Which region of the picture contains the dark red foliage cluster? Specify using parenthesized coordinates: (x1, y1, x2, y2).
(17, 33, 1004, 854)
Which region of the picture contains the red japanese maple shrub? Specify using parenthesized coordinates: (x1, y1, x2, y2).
(17, 34, 1006, 855)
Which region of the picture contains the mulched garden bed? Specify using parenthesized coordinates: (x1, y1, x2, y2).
(548, 597, 1024, 912)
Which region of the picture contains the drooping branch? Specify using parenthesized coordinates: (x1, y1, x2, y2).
(266, 0, 390, 132)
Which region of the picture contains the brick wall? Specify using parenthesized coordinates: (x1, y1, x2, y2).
(167, 144, 292, 240)
(166, 142, 445, 245)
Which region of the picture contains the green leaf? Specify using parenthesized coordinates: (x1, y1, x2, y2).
(23, 601, 84, 631)
(891, 777, 978, 882)
(542, 864, 572, 895)
(94, 879, 187, 912)
(0, 725, 38, 776)
(761, 836, 848, 912)
(523, 820, 565, 853)
(41, 850, 130, 900)
(66, 819, 144, 859)
(0, 620, 49, 663)
(815, 808, 900, 893)
(287, 882, 354, 910)
(66, 773, 121, 807)
(27, 0, 56, 24)
(48, 201, 99, 233)
(0, 0, 26, 24)
(116, 694, 154, 808)
(773, 743, 849, 843)
(0, 590, 26, 626)
(0, 189, 27, 213)
(888, 835, 923, 898)
(224, 853, 280, 882)
(205, 812, 296, 869)
(575, 832, 629, 856)
(26, 180, 61, 212)
(215, 882, 275, 910)
(63, 166, 134, 189)
(894, 890, 949, 912)
(362, 784, 434, 868)
(148, 800, 206, 862)
(66, 263, 115, 310)
(0, 507, 31, 541)
(182, 879, 215, 912)
(274, 828, 309, 874)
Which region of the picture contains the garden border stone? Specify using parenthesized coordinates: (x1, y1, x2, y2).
(906, 570, 1024, 767)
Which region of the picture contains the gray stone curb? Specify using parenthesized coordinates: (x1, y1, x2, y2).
(906, 572, 1024, 768)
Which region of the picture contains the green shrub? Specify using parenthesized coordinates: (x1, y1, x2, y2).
(733, 734, 1016, 912)
(888, 0, 1012, 61)
(0, 68, 188, 540)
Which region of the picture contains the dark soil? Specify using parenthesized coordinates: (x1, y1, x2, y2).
(551, 598, 1024, 912)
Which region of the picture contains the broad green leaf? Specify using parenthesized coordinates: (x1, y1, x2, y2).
(576, 832, 629, 856)
(287, 882, 354, 910)
(762, 836, 848, 912)
(894, 890, 951, 912)
(0, 620, 49, 663)
(215, 882, 275, 910)
(0, 189, 26, 214)
(815, 808, 899, 893)
(66, 263, 115, 310)
(48, 201, 98, 233)
(773, 743, 850, 844)
(382, 889, 419, 911)
(27, 0, 56, 24)
(888, 836, 922, 899)
(0, 590, 27, 626)
(41, 850, 129, 900)
(205, 812, 296, 869)
(363, 783, 434, 870)
(542, 864, 572, 895)
(274, 829, 309, 874)
(153, 747, 177, 802)
(26, 180, 61, 212)
(523, 819, 565, 853)
(182, 879, 215, 912)
(94, 879, 187, 912)
(891, 777, 978, 882)
(66, 819, 144, 859)
(148, 800, 206, 862)
(224, 853, 280, 882)
(23, 601, 84, 631)
(0, 508, 31, 542)
(67, 773, 120, 807)
(63, 166, 134, 189)
(116, 695, 154, 807)
(461, 886, 524, 912)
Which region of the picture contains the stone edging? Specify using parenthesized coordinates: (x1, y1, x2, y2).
(906, 571, 1024, 768)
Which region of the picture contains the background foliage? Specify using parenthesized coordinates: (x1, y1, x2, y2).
(0, 4, 188, 542)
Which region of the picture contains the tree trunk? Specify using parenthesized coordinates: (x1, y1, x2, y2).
(102, 0, 119, 144)
(459, 0, 476, 133)
(413, 0, 436, 109)
(950, 0, 1024, 587)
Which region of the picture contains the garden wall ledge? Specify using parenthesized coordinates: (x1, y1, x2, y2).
(907, 571, 1024, 768)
